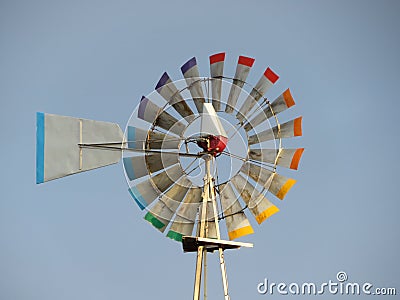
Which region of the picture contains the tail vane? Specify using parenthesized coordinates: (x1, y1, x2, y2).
(36, 112, 123, 184)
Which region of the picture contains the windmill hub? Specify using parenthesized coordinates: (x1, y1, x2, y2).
(196, 135, 228, 155)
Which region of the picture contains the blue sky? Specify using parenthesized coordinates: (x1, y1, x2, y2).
(1, 0, 399, 299)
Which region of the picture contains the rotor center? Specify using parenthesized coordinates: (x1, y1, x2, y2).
(196, 135, 228, 156)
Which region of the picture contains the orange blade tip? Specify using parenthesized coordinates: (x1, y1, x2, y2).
(294, 116, 302, 136)
(290, 148, 305, 170)
(283, 88, 295, 108)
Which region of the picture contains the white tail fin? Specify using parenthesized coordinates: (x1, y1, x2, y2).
(36, 112, 123, 184)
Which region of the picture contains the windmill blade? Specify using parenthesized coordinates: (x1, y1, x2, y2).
(225, 56, 255, 114)
(244, 88, 295, 131)
(126, 126, 147, 149)
(236, 67, 279, 123)
(155, 72, 195, 122)
(248, 116, 302, 145)
(126, 126, 180, 150)
(128, 164, 185, 210)
(167, 187, 202, 242)
(219, 183, 254, 240)
(240, 162, 296, 200)
(36, 112, 123, 184)
(248, 148, 305, 170)
(231, 174, 279, 224)
(123, 152, 179, 181)
(150, 163, 185, 193)
(123, 155, 147, 181)
(128, 178, 160, 210)
(181, 57, 205, 113)
(138, 96, 186, 136)
(146, 152, 179, 174)
(144, 177, 192, 233)
(147, 131, 181, 149)
(209, 52, 225, 111)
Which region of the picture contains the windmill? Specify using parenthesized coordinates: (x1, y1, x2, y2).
(36, 52, 303, 299)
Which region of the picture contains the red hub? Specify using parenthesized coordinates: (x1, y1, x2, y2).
(197, 135, 228, 156)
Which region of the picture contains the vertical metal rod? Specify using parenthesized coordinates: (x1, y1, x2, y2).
(203, 248, 207, 300)
(79, 120, 83, 170)
(209, 160, 230, 300)
(193, 154, 212, 300)
(218, 248, 230, 300)
(193, 246, 204, 300)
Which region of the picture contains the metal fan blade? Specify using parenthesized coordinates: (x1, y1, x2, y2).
(244, 89, 295, 131)
(138, 96, 186, 136)
(225, 56, 255, 114)
(181, 57, 205, 113)
(248, 148, 305, 170)
(219, 183, 254, 240)
(209, 52, 225, 111)
(126, 126, 147, 149)
(155, 72, 195, 122)
(231, 174, 279, 224)
(144, 177, 192, 232)
(128, 163, 186, 209)
(240, 162, 296, 200)
(128, 179, 160, 210)
(123, 152, 179, 181)
(248, 116, 302, 145)
(150, 163, 185, 193)
(167, 187, 202, 242)
(236, 67, 279, 123)
(147, 131, 180, 149)
(123, 155, 147, 181)
(146, 152, 179, 174)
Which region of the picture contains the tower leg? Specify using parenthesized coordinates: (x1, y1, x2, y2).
(193, 246, 204, 300)
(204, 248, 208, 300)
(218, 248, 230, 300)
(193, 155, 212, 300)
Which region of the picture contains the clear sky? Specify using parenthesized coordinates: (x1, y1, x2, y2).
(1, 0, 399, 299)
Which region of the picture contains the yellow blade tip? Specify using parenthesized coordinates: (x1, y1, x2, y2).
(228, 225, 254, 240)
(255, 205, 280, 224)
(276, 179, 297, 200)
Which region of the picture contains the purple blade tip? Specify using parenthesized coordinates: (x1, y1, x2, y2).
(155, 72, 170, 90)
(181, 57, 197, 74)
(138, 96, 149, 119)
